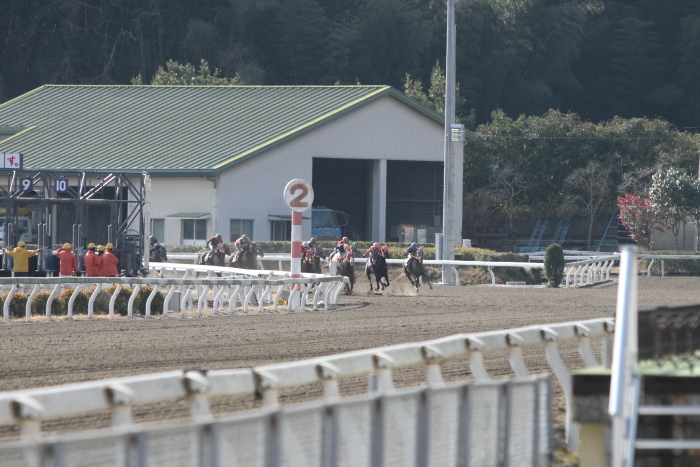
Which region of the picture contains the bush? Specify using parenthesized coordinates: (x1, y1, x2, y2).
(544, 243, 565, 287)
(32, 290, 66, 316)
(0, 293, 29, 318)
(137, 285, 164, 315)
(57, 287, 90, 315)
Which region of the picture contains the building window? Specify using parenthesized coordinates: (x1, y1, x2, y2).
(151, 218, 164, 243)
(270, 220, 291, 241)
(230, 219, 254, 242)
(183, 219, 207, 244)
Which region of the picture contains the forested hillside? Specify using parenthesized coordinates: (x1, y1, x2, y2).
(2, 0, 699, 130)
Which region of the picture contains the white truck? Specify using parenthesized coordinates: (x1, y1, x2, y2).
(0, 216, 36, 244)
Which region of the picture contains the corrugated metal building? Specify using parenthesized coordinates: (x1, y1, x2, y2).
(0, 85, 448, 245)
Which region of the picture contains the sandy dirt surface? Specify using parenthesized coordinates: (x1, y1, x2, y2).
(0, 274, 699, 445)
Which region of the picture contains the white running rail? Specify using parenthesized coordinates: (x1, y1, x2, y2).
(0, 317, 614, 457)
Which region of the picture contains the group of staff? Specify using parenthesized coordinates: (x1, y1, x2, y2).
(2, 241, 119, 277)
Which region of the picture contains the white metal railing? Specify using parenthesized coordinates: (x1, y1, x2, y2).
(608, 246, 639, 467)
(171, 252, 615, 287)
(0, 317, 614, 454)
(0, 265, 349, 323)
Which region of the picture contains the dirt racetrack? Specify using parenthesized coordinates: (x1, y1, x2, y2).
(1, 274, 699, 444)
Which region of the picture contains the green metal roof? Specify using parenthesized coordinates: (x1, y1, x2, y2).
(0, 85, 444, 175)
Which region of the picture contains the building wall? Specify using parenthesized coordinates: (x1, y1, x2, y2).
(215, 96, 444, 242)
(150, 177, 214, 246)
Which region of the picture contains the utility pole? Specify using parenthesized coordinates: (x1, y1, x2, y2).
(442, 0, 460, 284)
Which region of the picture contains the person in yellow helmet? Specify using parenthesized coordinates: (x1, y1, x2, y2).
(4, 241, 38, 277)
(84, 243, 101, 277)
(100, 243, 119, 277)
(55, 243, 77, 277)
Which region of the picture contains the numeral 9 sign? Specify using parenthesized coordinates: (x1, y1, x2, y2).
(283, 179, 314, 212)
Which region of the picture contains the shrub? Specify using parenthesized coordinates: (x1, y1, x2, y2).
(544, 243, 565, 287)
(136, 285, 164, 315)
(103, 285, 138, 316)
(57, 287, 90, 315)
(0, 293, 29, 318)
(32, 290, 66, 316)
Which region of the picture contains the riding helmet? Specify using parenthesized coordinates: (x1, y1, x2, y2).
(106, 243, 114, 249)
(411, 242, 417, 248)
(63, 243, 71, 249)
(149, 236, 157, 244)
(310, 238, 316, 244)
(342, 236, 349, 243)
(97, 245, 105, 252)
(302, 241, 309, 248)
(87, 243, 96, 249)
(373, 242, 380, 248)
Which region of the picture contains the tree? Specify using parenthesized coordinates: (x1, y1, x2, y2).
(131, 59, 244, 86)
(543, 243, 565, 287)
(563, 161, 612, 250)
(648, 167, 694, 249)
(617, 194, 668, 250)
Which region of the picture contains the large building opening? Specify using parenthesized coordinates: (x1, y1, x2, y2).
(386, 161, 443, 243)
(312, 158, 371, 241)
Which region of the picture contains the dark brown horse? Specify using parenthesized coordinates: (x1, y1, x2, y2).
(227, 243, 264, 269)
(336, 256, 355, 294)
(403, 247, 432, 292)
(365, 253, 389, 292)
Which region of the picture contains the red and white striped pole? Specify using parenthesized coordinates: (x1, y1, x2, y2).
(284, 179, 314, 310)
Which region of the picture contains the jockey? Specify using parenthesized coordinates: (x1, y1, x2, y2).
(363, 242, 383, 265)
(333, 236, 349, 260)
(206, 233, 223, 262)
(301, 241, 311, 259)
(403, 242, 420, 270)
(149, 236, 167, 262)
(309, 237, 325, 259)
(235, 234, 252, 252)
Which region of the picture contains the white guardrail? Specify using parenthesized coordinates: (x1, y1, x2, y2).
(172, 252, 617, 287)
(0, 316, 614, 466)
(1, 263, 350, 324)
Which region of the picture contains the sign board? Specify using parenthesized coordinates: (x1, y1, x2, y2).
(55, 178, 69, 193)
(0, 153, 22, 169)
(19, 177, 33, 191)
(283, 179, 314, 212)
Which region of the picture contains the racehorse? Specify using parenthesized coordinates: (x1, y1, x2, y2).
(196, 243, 231, 267)
(301, 246, 325, 274)
(365, 253, 390, 292)
(403, 247, 433, 292)
(227, 243, 264, 269)
(336, 255, 355, 294)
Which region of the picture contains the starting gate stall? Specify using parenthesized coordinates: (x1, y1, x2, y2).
(0, 167, 149, 276)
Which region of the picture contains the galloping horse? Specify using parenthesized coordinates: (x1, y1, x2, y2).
(227, 243, 264, 269)
(196, 243, 231, 267)
(336, 256, 355, 294)
(302, 246, 325, 274)
(403, 247, 433, 292)
(365, 253, 390, 292)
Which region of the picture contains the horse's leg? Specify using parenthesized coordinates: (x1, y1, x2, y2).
(366, 267, 373, 292)
(404, 267, 415, 288)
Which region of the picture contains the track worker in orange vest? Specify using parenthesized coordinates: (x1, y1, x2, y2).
(100, 243, 119, 277)
(4, 241, 38, 277)
(84, 243, 102, 277)
(55, 243, 78, 277)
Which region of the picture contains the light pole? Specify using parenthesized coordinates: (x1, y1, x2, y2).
(442, 0, 464, 284)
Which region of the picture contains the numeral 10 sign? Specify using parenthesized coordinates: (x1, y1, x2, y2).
(283, 179, 314, 212)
